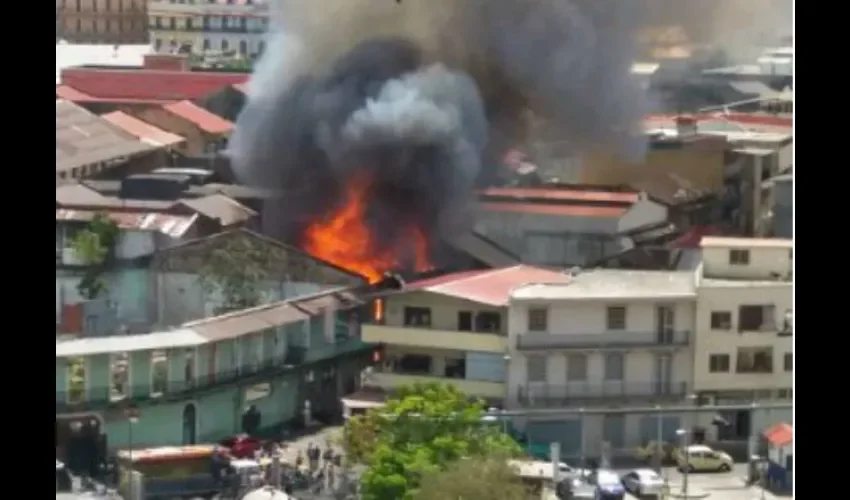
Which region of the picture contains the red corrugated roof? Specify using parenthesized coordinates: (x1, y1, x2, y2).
(670, 225, 725, 248)
(405, 265, 571, 306)
(101, 111, 186, 147)
(163, 100, 233, 135)
(61, 67, 248, 102)
(481, 202, 628, 218)
(480, 187, 640, 204)
(763, 422, 793, 447)
(56, 85, 96, 101)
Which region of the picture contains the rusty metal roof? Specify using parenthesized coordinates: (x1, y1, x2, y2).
(56, 100, 159, 174)
(163, 100, 233, 135)
(56, 209, 198, 238)
(404, 265, 571, 306)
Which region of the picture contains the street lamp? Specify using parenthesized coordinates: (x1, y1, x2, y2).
(676, 428, 690, 497)
(125, 405, 140, 500)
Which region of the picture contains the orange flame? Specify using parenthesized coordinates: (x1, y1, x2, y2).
(303, 178, 432, 285)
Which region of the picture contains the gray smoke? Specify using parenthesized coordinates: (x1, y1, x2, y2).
(230, 0, 653, 269)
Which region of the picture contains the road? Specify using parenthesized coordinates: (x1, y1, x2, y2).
(612, 464, 787, 500)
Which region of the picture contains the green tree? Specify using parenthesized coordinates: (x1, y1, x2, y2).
(70, 213, 119, 299)
(414, 456, 537, 500)
(197, 236, 279, 314)
(343, 382, 522, 500)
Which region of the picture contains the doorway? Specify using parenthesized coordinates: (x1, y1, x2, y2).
(182, 403, 197, 445)
(57, 415, 103, 477)
(655, 305, 675, 344)
(654, 354, 673, 395)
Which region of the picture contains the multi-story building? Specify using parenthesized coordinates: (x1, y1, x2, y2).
(693, 236, 793, 440)
(56, 287, 378, 464)
(58, 0, 148, 44)
(507, 269, 697, 459)
(147, 0, 269, 57)
(355, 266, 570, 408)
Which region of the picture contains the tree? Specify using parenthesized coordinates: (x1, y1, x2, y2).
(414, 457, 537, 500)
(69, 213, 119, 300)
(197, 236, 280, 314)
(342, 382, 522, 500)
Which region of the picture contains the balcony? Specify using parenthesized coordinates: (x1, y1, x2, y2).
(364, 372, 505, 400)
(363, 324, 507, 354)
(515, 330, 690, 351)
(56, 338, 371, 413)
(517, 381, 690, 407)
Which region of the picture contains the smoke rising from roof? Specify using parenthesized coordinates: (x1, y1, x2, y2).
(230, 0, 652, 267)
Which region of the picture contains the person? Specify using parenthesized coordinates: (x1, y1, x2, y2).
(307, 443, 320, 473)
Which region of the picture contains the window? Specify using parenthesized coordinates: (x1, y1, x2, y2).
(710, 311, 732, 330)
(475, 312, 501, 333)
(444, 357, 466, 378)
(566, 354, 587, 381)
(606, 306, 627, 330)
(221, 39, 229, 51)
(186, 18, 193, 29)
(184, 349, 196, 385)
(527, 355, 547, 382)
(604, 353, 624, 381)
(403, 307, 431, 327)
(457, 311, 472, 331)
(708, 354, 730, 373)
(396, 354, 432, 375)
(109, 352, 129, 402)
(239, 40, 248, 55)
(736, 347, 774, 374)
(67, 357, 86, 404)
(203, 38, 210, 50)
(783, 352, 792, 372)
(528, 308, 548, 332)
(738, 305, 776, 331)
(169, 17, 176, 29)
(729, 249, 750, 265)
(777, 388, 793, 400)
(150, 350, 169, 396)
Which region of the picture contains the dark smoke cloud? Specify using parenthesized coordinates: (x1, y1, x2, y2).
(230, 0, 652, 262)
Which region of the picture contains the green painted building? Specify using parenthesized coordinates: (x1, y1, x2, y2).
(55, 288, 376, 462)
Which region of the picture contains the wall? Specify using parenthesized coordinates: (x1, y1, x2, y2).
(132, 108, 211, 156)
(58, 0, 148, 43)
(384, 292, 507, 334)
(474, 212, 622, 267)
(693, 284, 792, 392)
(57, 269, 154, 326)
(701, 246, 792, 280)
(114, 230, 156, 260)
(156, 272, 326, 326)
(772, 180, 792, 238)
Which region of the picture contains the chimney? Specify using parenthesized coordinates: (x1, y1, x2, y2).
(674, 115, 698, 137)
(143, 54, 189, 72)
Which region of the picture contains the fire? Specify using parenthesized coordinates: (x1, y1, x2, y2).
(302, 177, 432, 285)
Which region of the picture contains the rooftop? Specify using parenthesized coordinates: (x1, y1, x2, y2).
(511, 269, 696, 301)
(163, 100, 233, 135)
(56, 100, 159, 174)
(56, 42, 154, 84)
(403, 265, 571, 307)
(700, 236, 793, 249)
(101, 111, 186, 147)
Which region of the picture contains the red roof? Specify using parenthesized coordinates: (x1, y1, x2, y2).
(101, 111, 186, 147)
(645, 113, 792, 133)
(56, 85, 97, 101)
(163, 101, 233, 135)
(61, 67, 248, 102)
(480, 187, 639, 204)
(670, 225, 725, 248)
(763, 423, 793, 447)
(405, 265, 571, 306)
(481, 202, 628, 218)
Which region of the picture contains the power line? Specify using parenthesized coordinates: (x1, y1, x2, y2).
(492, 402, 792, 418)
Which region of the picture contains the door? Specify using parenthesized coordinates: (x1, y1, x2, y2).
(602, 415, 625, 459)
(182, 403, 197, 445)
(654, 354, 673, 395)
(655, 305, 675, 344)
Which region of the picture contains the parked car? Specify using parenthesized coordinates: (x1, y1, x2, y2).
(621, 468, 665, 497)
(586, 469, 626, 500)
(675, 445, 734, 472)
(556, 477, 595, 500)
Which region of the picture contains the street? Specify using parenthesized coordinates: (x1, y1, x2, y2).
(613, 464, 787, 500)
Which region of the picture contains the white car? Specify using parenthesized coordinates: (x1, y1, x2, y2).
(621, 468, 665, 497)
(558, 462, 591, 478)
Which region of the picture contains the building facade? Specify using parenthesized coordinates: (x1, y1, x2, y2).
(507, 270, 697, 459)
(56, 288, 376, 462)
(58, 0, 148, 44)
(147, 0, 269, 57)
(693, 237, 793, 439)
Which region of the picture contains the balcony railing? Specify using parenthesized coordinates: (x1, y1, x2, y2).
(515, 330, 690, 351)
(56, 340, 367, 413)
(517, 381, 689, 407)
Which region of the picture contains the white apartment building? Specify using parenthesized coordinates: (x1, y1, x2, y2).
(693, 237, 793, 440)
(506, 270, 696, 459)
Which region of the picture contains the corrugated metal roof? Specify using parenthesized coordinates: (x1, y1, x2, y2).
(101, 111, 186, 147)
(56, 85, 96, 101)
(177, 194, 256, 226)
(480, 187, 639, 204)
(56, 100, 159, 174)
(405, 265, 571, 306)
(56, 209, 198, 238)
(481, 202, 628, 218)
(163, 100, 233, 135)
(56, 328, 206, 357)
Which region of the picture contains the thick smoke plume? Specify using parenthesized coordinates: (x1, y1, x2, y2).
(231, 0, 652, 266)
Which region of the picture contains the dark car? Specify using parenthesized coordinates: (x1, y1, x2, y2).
(586, 469, 626, 500)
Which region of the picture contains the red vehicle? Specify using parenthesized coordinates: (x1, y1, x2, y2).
(219, 435, 263, 459)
